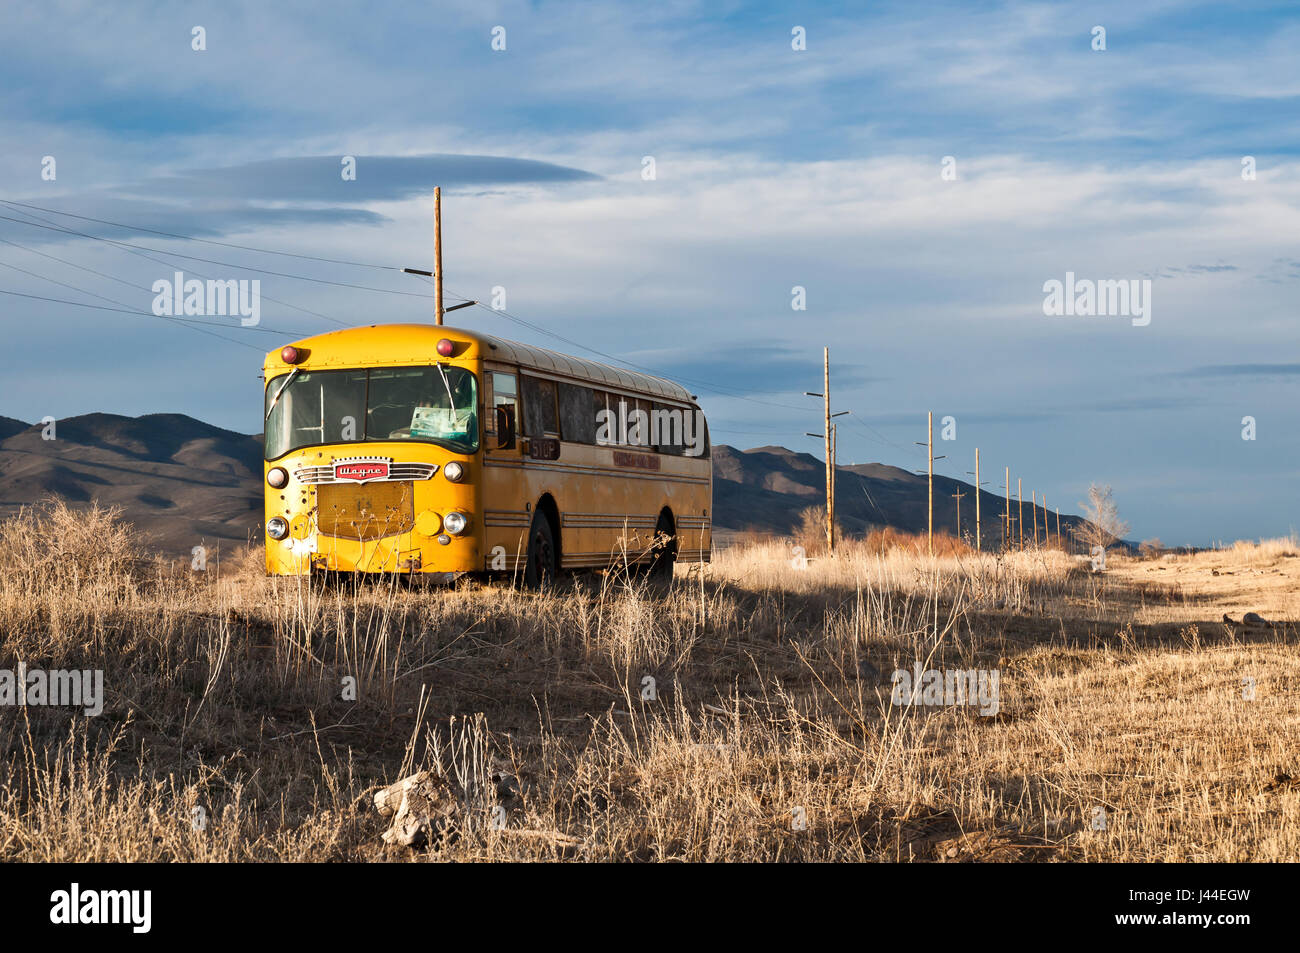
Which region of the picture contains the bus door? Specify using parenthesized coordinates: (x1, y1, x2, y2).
(482, 367, 529, 569)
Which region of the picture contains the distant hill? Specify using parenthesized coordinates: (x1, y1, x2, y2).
(0, 413, 1085, 556)
(0, 416, 28, 441)
(0, 413, 263, 554)
(712, 444, 1083, 542)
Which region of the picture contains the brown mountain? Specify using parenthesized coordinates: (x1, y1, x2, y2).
(0, 414, 1084, 556)
(0, 413, 263, 554)
(712, 444, 1080, 541)
(0, 417, 28, 441)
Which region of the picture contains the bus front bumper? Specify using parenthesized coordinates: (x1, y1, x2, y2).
(265, 531, 478, 578)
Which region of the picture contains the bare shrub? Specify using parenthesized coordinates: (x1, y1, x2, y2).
(794, 505, 841, 556)
(856, 527, 972, 557)
(0, 498, 143, 599)
(1138, 538, 1164, 558)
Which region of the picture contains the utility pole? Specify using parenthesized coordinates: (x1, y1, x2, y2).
(399, 192, 479, 322)
(952, 487, 966, 537)
(831, 423, 837, 549)
(1032, 490, 1039, 547)
(920, 413, 930, 553)
(1017, 478, 1024, 551)
(824, 351, 832, 554)
(1004, 467, 1011, 552)
(1056, 507, 1062, 550)
(434, 186, 444, 326)
(915, 412, 946, 555)
(804, 350, 850, 555)
(967, 448, 987, 551)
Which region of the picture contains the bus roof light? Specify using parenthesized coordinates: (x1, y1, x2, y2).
(436, 338, 454, 357)
(281, 345, 304, 364)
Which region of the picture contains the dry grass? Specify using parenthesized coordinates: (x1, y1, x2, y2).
(1, 500, 1297, 862)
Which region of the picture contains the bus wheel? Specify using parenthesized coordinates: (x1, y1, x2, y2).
(648, 511, 677, 583)
(524, 510, 559, 589)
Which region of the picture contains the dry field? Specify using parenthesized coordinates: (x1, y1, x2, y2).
(0, 500, 1297, 862)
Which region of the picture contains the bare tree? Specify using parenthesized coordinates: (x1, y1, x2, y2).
(1073, 483, 1130, 552)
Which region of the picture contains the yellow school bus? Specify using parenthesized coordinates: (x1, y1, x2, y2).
(262, 323, 711, 583)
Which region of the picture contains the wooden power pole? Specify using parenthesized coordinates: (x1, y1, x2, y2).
(1032, 491, 1039, 547)
(1004, 467, 1011, 552)
(915, 413, 946, 555)
(804, 350, 849, 555)
(927, 412, 934, 554)
(433, 187, 444, 326)
(952, 487, 965, 537)
(1017, 478, 1024, 551)
(967, 448, 987, 551)
(824, 349, 832, 554)
(401, 190, 481, 320)
(830, 423, 837, 550)
(1056, 507, 1062, 549)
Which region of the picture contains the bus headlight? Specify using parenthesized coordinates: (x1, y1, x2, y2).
(443, 461, 465, 483)
(442, 511, 469, 536)
(267, 517, 289, 540)
(267, 467, 289, 488)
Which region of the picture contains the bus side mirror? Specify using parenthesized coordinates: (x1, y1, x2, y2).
(495, 406, 516, 449)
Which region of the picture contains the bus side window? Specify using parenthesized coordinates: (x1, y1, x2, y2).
(492, 372, 518, 449)
(602, 391, 628, 444)
(651, 402, 683, 455)
(558, 382, 595, 444)
(632, 397, 653, 447)
(522, 375, 559, 437)
(592, 391, 611, 445)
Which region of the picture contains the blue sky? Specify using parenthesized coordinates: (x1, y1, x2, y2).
(2, 0, 1298, 545)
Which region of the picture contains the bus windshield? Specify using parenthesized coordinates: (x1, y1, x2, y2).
(264, 365, 478, 459)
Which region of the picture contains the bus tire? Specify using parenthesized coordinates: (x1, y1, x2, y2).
(523, 509, 559, 589)
(648, 510, 677, 583)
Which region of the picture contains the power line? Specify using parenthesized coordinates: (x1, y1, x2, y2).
(711, 428, 802, 436)
(0, 199, 399, 271)
(1, 202, 839, 402)
(843, 413, 926, 459)
(0, 205, 847, 412)
(0, 245, 307, 338)
(0, 255, 136, 312)
(0, 288, 269, 351)
(1, 200, 873, 417)
(0, 205, 349, 326)
(445, 292, 938, 465)
(460, 299, 815, 412)
(0, 212, 433, 298)
(0, 234, 146, 296)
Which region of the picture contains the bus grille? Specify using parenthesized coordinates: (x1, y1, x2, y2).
(316, 481, 415, 540)
(295, 462, 438, 484)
